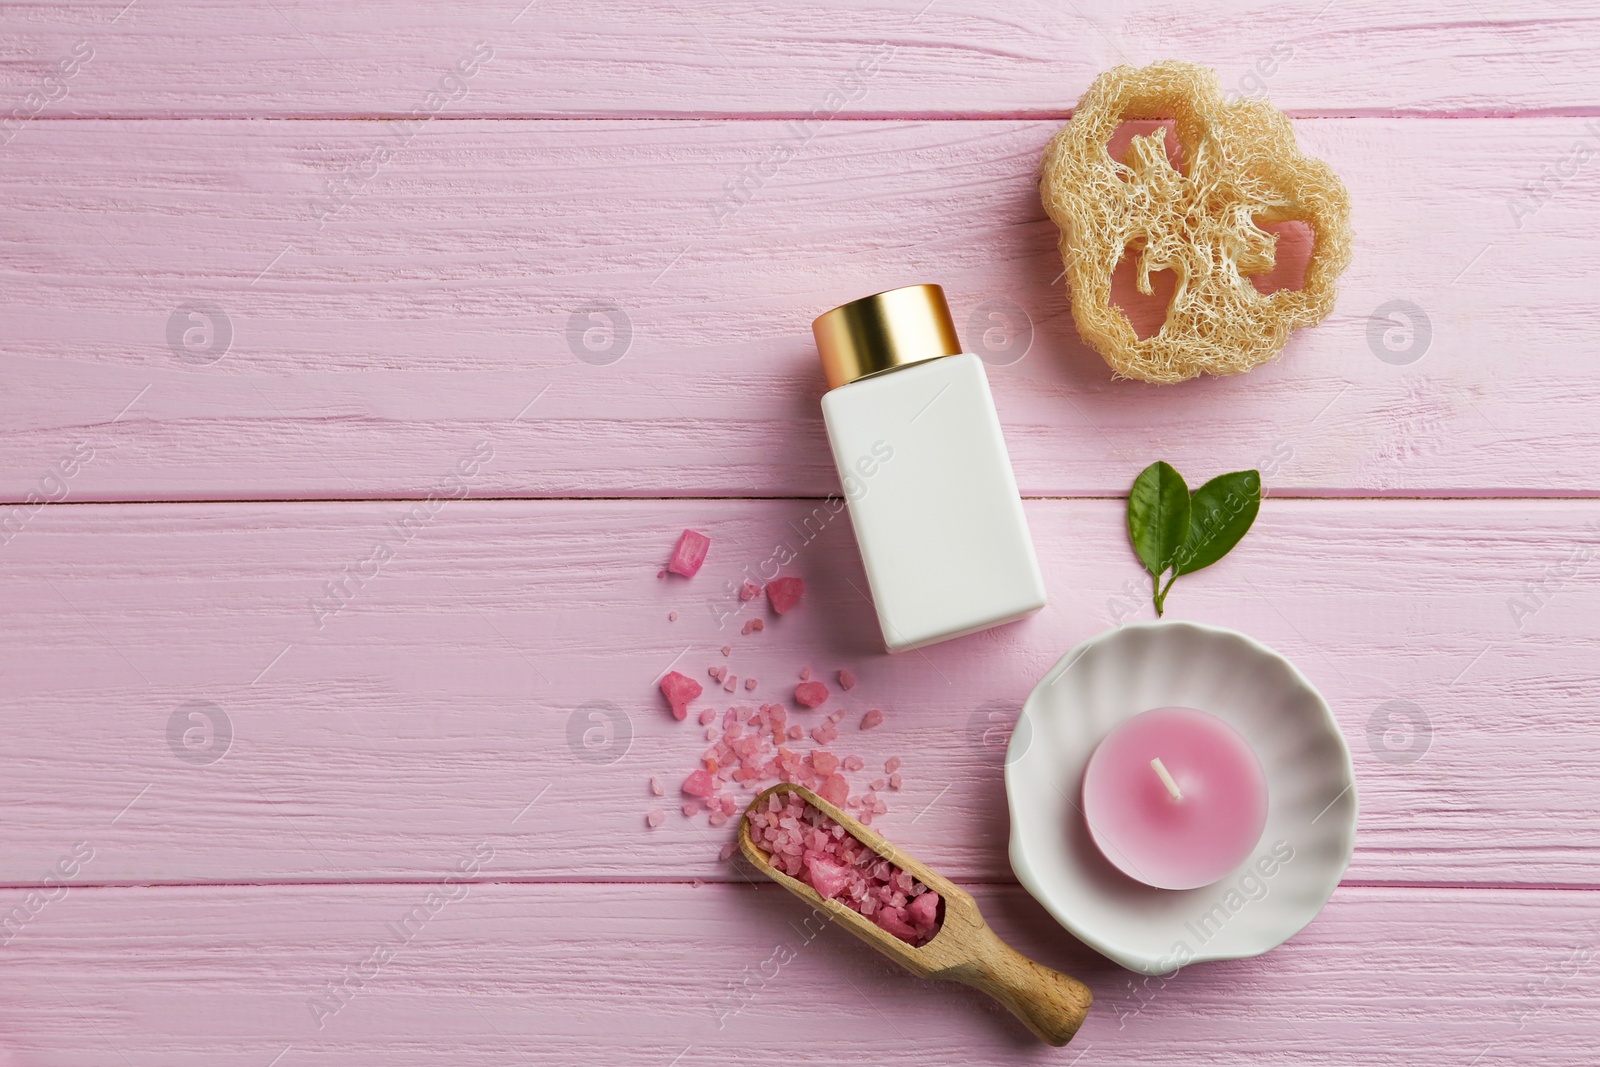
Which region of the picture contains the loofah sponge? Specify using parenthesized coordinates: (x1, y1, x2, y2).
(1040, 61, 1352, 383)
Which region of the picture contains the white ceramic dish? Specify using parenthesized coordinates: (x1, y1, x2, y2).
(1006, 621, 1356, 975)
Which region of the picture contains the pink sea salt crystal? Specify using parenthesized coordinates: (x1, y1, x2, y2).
(842, 756, 865, 772)
(668, 611, 678, 622)
(811, 722, 839, 745)
(767, 577, 804, 615)
(811, 751, 839, 777)
(860, 708, 885, 730)
(838, 668, 857, 691)
(723, 673, 738, 692)
(889, 773, 902, 790)
(740, 581, 762, 602)
(787, 725, 803, 740)
(871, 779, 885, 791)
(708, 665, 725, 681)
(646, 809, 665, 828)
(884, 756, 902, 773)
(818, 774, 849, 807)
(741, 619, 760, 635)
(744, 677, 758, 691)
(907, 888, 939, 931)
(698, 707, 716, 725)
(804, 853, 852, 899)
(682, 802, 698, 817)
(650, 776, 665, 796)
(874, 906, 918, 942)
(799, 666, 811, 681)
(719, 841, 739, 862)
(794, 681, 829, 708)
(667, 529, 711, 577)
(682, 769, 715, 797)
(659, 671, 702, 721)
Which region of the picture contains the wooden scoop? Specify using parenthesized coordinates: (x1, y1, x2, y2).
(738, 783, 1092, 1046)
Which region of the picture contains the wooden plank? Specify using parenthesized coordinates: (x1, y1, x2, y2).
(2, 116, 1597, 500)
(2, 1, 1598, 118)
(0, 881, 1594, 1064)
(1, 497, 1596, 886)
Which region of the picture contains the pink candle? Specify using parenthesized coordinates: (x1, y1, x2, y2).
(1081, 706, 1268, 891)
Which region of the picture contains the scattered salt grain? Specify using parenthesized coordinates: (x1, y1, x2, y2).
(646, 809, 666, 828)
(721, 645, 731, 657)
(744, 677, 758, 691)
(795, 681, 829, 708)
(818, 774, 850, 807)
(667, 530, 711, 578)
(860, 708, 884, 730)
(682, 769, 715, 797)
(708, 665, 725, 682)
(889, 774, 902, 790)
(766, 576, 805, 615)
(871, 779, 885, 791)
(741, 619, 761, 635)
(838, 669, 857, 691)
(650, 776, 665, 796)
(698, 708, 717, 726)
(884, 756, 902, 773)
(740, 581, 762, 602)
(842, 756, 865, 772)
(723, 674, 737, 692)
(799, 666, 811, 681)
(787, 725, 804, 740)
(659, 671, 703, 721)
(668, 611, 678, 622)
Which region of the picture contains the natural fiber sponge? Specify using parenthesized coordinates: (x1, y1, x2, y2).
(1040, 61, 1352, 383)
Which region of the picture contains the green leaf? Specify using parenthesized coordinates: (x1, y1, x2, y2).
(1173, 470, 1261, 576)
(1127, 461, 1191, 576)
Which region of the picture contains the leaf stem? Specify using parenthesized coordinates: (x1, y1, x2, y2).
(1152, 570, 1178, 616)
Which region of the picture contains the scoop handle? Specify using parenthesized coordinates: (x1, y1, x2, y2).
(948, 923, 1092, 1046)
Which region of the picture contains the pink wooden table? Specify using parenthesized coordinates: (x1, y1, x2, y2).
(3, 2, 1599, 1062)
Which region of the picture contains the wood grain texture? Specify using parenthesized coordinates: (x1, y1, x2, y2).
(2, 1, 1599, 118)
(3, 116, 1598, 500)
(1, 498, 1595, 886)
(4, 5, 1600, 1061)
(0, 881, 1594, 1065)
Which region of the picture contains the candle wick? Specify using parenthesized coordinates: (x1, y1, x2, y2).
(1151, 757, 1183, 801)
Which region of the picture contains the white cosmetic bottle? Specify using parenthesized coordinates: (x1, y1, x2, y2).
(813, 284, 1046, 653)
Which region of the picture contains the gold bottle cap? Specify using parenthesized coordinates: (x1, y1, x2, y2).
(812, 284, 963, 391)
